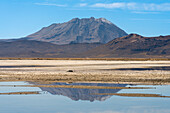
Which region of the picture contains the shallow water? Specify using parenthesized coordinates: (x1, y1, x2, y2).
(0, 81, 170, 113)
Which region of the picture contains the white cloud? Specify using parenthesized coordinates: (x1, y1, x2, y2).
(132, 11, 160, 14)
(79, 3, 88, 7)
(91, 2, 170, 11)
(35, 3, 67, 7)
(91, 3, 127, 9)
(140, 3, 170, 11)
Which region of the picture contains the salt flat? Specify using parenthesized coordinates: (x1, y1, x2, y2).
(0, 60, 170, 85)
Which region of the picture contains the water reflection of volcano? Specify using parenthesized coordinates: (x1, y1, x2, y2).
(38, 82, 127, 102)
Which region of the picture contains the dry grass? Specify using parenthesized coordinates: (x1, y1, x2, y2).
(0, 91, 40, 95)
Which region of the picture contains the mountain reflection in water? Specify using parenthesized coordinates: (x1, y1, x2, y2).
(35, 82, 127, 102)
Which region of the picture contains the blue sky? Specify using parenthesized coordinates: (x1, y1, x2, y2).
(0, 0, 170, 39)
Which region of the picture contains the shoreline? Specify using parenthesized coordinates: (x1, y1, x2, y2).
(0, 58, 170, 61)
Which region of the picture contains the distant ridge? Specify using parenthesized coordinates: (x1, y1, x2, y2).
(0, 34, 169, 58)
(24, 17, 127, 45)
(0, 40, 102, 58)
(83, 34, 170, 58)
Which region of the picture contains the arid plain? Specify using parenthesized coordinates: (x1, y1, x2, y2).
(0, 59, 170, 85)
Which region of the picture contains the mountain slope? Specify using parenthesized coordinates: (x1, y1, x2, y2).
(35, 82, 127, 102)
(0, 34, 169, 58)
(0, 40, 101, 58)
(25, 17, 127, 45)
(83, 34, 170, 58)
